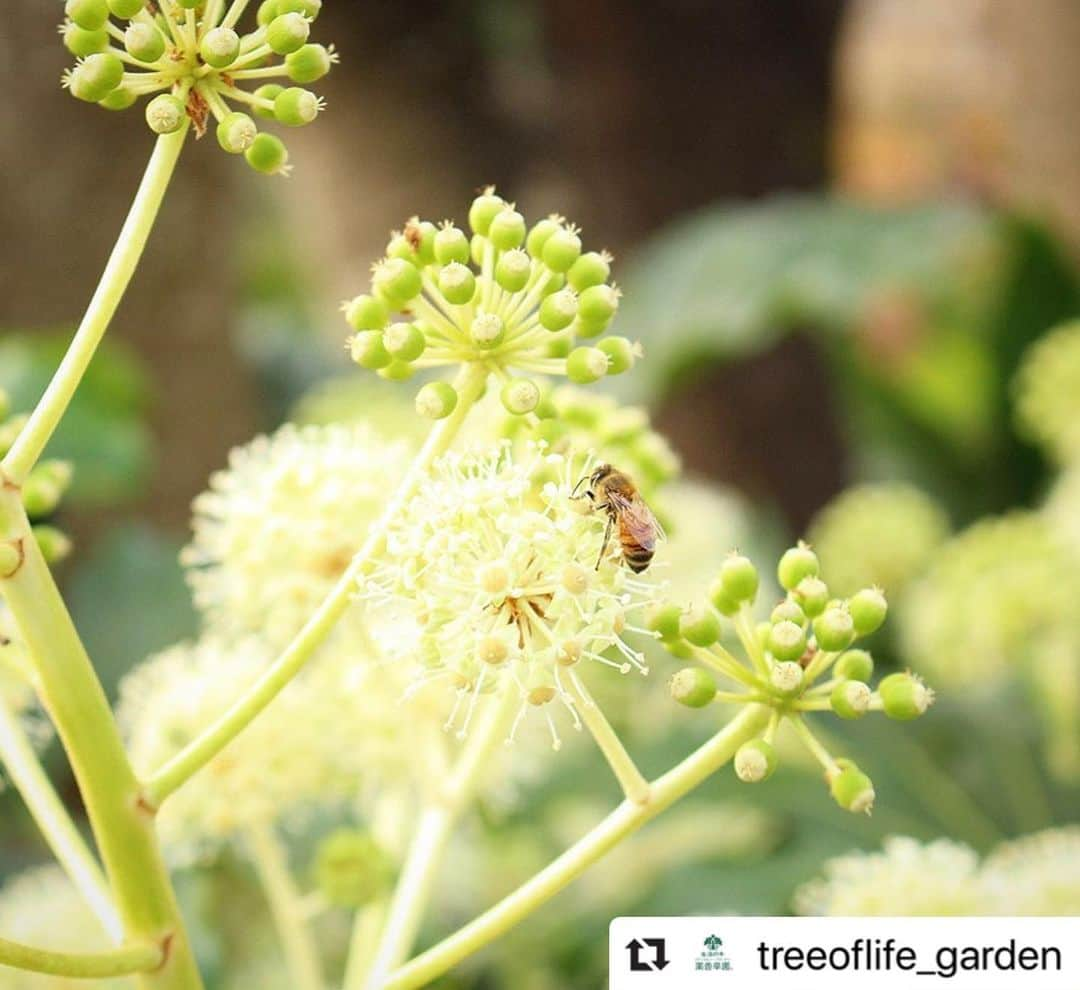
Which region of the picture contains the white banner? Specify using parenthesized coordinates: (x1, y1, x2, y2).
(610, 917, 1080, 989)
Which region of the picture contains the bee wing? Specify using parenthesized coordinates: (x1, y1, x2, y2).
(619, 495, 663, 550)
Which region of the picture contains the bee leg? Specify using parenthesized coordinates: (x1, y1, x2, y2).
(596, 514, 614, 570)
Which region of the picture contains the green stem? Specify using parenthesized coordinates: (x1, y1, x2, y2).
(144, 364, 490, 807)
(0, 694, 120, 941)
(0, 494, 203, 989)
(343, 898, 388, 990)
(570, 677, 650, 804)
(0, 936, 162, 979)
(248, 824, 324, 990)
(1, 127, 189, 485)
(381, 705, 771, 990)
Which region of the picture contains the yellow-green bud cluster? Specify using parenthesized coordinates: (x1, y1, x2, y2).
(1013, 319, 1080, 465)
(343, 192, 640, 412)
(60, 0, 337, 175)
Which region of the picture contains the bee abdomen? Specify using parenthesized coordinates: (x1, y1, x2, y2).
(621, 545, 654, 573)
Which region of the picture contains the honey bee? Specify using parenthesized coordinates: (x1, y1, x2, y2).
(572, 463, 663, 573)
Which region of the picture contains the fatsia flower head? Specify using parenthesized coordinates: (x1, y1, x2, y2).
(60, 0, 336, 174)
(342, 190, 641, 414)
(1013, 319, 1080, 465)
(981, 827, 1080, 915)
(363, 443, 664, 750)
(181, 423, 411, 651)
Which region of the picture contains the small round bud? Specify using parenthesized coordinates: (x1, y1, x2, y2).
(267, 12, 311, 55)
(285, 42, 333, 83)
(542, 227, 582, 273)
(735, 739, 777, 783)
(707, 577, 740, 617)
(253, 83, 285, 120)
(561, 562, 590, 596)
(812, 605, 856, 652)
(831, 680, 871, 719)
(500, 378, 540, 415)
(719, 553, 758, 604)
(373, 257, 422, 307)
(470, 313, 504, 349)
(488, 208, 526, 250)
(767, 620, 807, 663)
(567, 251, 611, 292)
(468, 190, 505, 235)
(99, 86, 137, 110)
(344, 294, 388, 331)
(434, 225, 470, 265)
(778, 542, 819, 591)
(377, 360, 416, 382)
(770, 599, 806, 627)
(274, 86, 320, 126)
(878, 672, 932, 720)
(349, 331, 391, 370)
(69, 52, 125, 103)
(63, 22, 109, 58)
(769, 660, 804, 696)
(669, 667, 717, 708)
(33, 525, 72, 565)
(21, 478, 62, 518)
(200, 26, 241, 68)
(0, 542, 23, 578)
(597, 336, 637, 376)
(495, 249, 531, 292)
(124, 21, 166, 63)
(437, 262, 475, 305)
(645, 603, 683, 641)
(790, 575, 828, 618)
(278, 0, 322, 15)
(476, 635, 509, 666)
(383, 321, 426, 362)
(413, 382, 458, 420)
(576, 283, 619, 333)
(145, 93, 186, 133)
(245, 132, 290, 175)
(829, 759, 875, 814)
(65, 0, 108, 31)
(526, 217, 561, 258)
(539, 289, 577, 332)
(314, 829, 392, 908)
(257, 0, 281, 26)
(216, 111, 257, 154)
(848, 587, 888, 636)
(107, 0, 145, 16)
(566, 346, 609, 384)
(834, 649, 874, 683)
(680, 604, 721, 648)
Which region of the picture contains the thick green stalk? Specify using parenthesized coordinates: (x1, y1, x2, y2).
(381, 705, 771, 990)
(0, 492, 203, 990)
(144, 363, 490, 807)
(0, 695, 121, 941)
(0, 936, 162, 979)
(2, 127, 189, 485)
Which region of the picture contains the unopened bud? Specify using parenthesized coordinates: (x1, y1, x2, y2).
(669, 667, 717, 708)
(735, 739, 777, 783)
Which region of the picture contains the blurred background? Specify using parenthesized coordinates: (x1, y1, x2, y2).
(2, 0, 1080, 987)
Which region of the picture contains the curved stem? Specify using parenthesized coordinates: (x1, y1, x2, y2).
(248, 824, 323, 990)
(2, 127, 189, 485)
(144, 364, 490, 807)
(0, 695, 120, 941)
(570, 677, 650, 804)
(381, 705, 771, 990)
(0, 935, 163, 979)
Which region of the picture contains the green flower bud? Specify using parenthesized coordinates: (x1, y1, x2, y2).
(878, 672, 932, 720)
(831, 679, 871, 719)
(437, 262, 475, 305)
(566, 346, 608, 384)
(377, 359, 416, 382)
(767, 620, 806, 663)
(470, 313, 504, 349)
(33, 525, 73, 565)
(257, 0, 281, 27)
(734, 739, 777, 783)
(199, 25, 240, 68)
(488, 208, 526, 250)
(526, 216, 561, 258)
(495, 248, 531, 292)
(707, 577, 741, 617)
(645, 602, 683, 641)
(69, 52, 125, 103)
(343, 294, 388, 331)
(216, 111, 257, 154)
(669, 667, 717, 708)
(771, 599, 806, 627)
(0, 416, 27, 457)
(540, 271, 566, 296)
(383, 321, 426, 362)
(848, 587, 887, 636)
(124, 21, 166, 62)
(314, 829, 392, 908)
(539, 289, 577, 332)
(597, 336, 636, 375)
(567, 250, 611, 292)
(791, 575, 829, 618)
(274, 86, 321, 126)
(145, 93, 186, 133)
(349, 331, 391, 370)
(813, 604, 855, 652)
(829, 759, 875, 814)
(770, 660, 804, 696)
(680, 604, 721, 647)
(500, 378, 540, 415)
(577, 283, 618, 330)
(253, 83, 285, 120)
(267, 12, 310, 55)
(22, 478, 62, 518)
(834, 649, 874, 683)
(373, 257, 422, 307)
(176, 0, 200, 7)
(468, 189, 505, 235)
(401, 218, 437, 265)
(107, 0, 145, 16)
(542, 227, 582, 273)
(778, 541, 819, 591)
(66, 0, 108, 31)
(433, 225, 470, 265)
(0, 542, 21, 579)
(99, 86, 137, 110)
(284, 42, 333, 82)
(63, 22, 109, 58)
(719, 553, 759, 604)
(245, 132, 290, 175)
(415, 381, 458, 420)
(278, 0, 322, 19)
